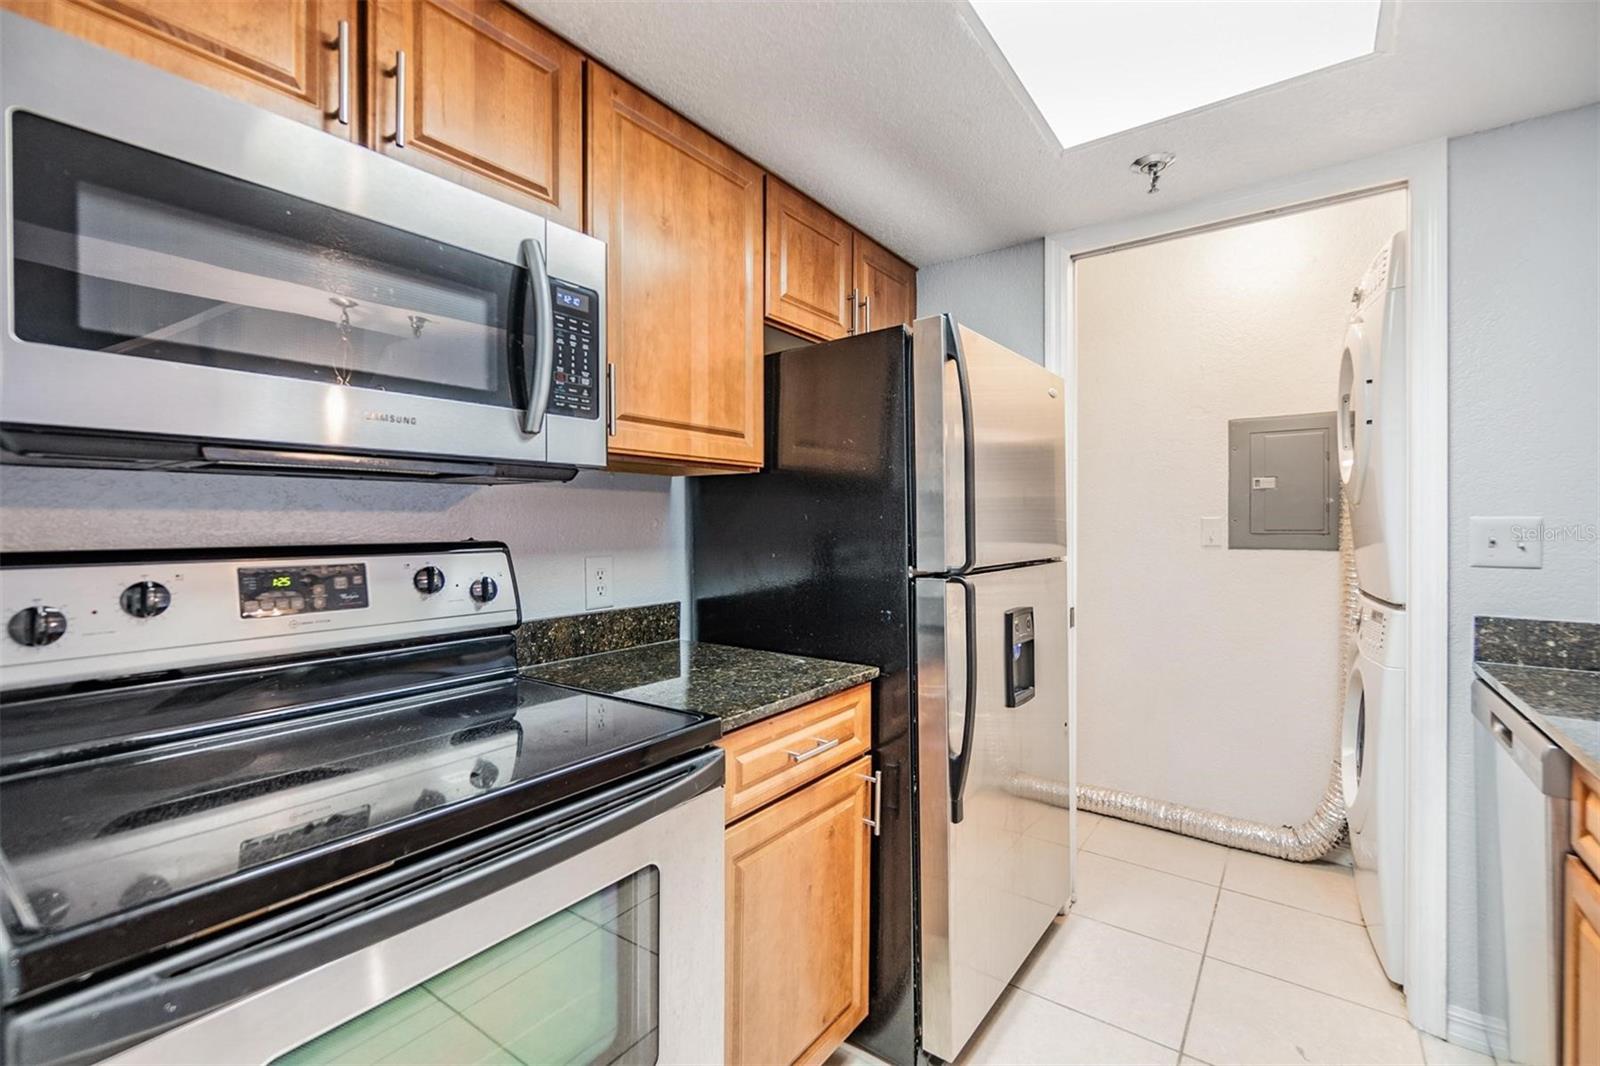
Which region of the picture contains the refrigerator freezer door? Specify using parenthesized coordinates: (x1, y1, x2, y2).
(911, 317, 1068, 574)
(916, 561, 1071, 1062)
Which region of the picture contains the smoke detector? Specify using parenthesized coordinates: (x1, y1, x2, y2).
(1131, 152, 1176, 194)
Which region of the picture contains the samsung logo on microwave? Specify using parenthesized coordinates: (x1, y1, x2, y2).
(362, 411, 418, 426)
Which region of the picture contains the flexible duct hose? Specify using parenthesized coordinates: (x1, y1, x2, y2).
(1012, 489, 1362, 862)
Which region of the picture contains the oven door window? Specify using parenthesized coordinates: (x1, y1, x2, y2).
(273, 866, 660, 1066)
(9, 112, 525, 408)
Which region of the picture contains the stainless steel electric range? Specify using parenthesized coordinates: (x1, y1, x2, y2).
(0, 543, 725, 1066)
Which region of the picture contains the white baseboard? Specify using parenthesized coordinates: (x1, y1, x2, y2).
(1444, 1005, 1506, 1058)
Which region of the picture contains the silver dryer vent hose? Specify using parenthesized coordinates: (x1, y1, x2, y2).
(1012, 489, 1361, 863)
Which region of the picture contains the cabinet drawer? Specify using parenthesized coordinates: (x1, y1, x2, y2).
(717, 684, 872, 823)
(1575, 764, 1600, 879)
(1566, 856, 1600, 1066)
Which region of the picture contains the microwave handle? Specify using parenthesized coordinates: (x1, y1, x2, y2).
(517, 238, 555, 437)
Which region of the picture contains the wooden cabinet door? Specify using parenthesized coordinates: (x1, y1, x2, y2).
(369, 0, 582, 228)
(5, 0, 356, 138)
(1567, 856, 1600, 1066)
(726, 756, 872, 1066)
(765, 177, 854, 342)
(854, 233, 917, 333)
(587, 65, 765, 471)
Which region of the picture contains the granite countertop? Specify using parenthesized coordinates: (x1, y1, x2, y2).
(1474, 662, 1600, 780)
(521, 640, 878, 734)
(1473, 615, 1600, 780)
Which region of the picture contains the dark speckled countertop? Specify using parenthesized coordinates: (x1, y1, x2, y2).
(1474, 616, 1600, 779)
(521, 641, 878, 734)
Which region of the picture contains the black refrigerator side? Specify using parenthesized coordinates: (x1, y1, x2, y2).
(690, 327, 919, 1065)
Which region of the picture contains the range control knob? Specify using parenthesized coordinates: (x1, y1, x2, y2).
(469, 576, 498, 604)
(26, 887, 71, 928)
(469, 759, 500, 790)
(119, 874, 172, 909)
(413, 566, 446, 594)
(120, 581, 172, 619)
(8, 607, 66, 647)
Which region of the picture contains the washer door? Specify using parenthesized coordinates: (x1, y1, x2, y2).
(1338, 322, 1372, 504)
(1341, 658, 1371, 836)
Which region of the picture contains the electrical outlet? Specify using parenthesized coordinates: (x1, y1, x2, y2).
(1200, 517, 1225, 547)
(1469, 516, 1544, 568)
(585, 555, 614, 610)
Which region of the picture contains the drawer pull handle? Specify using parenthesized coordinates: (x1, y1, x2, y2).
(785, 736, 840, 763)
(861, 769, 883, 836)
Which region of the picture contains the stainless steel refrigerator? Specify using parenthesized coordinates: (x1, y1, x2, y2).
(692, 315, 1071, 1064)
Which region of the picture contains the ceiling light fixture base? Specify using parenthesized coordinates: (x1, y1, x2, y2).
(1131, 152, 1177, 194)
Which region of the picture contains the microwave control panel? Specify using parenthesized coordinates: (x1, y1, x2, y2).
(550, 281, 599, 420)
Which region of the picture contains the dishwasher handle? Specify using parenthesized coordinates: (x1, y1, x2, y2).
(1471, 680, 1571, 797)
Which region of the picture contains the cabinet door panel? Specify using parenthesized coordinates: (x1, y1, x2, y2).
(1568, 856, 1600, 1066)
(370, 0, 581, 228)
(727, 756, 872, 1066)
(5, 0, 354, 137)
(854, 233, 916, 333)
(766, 177, 853, 341)
(588, 65, 764, 470)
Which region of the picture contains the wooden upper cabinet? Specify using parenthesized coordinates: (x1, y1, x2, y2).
(854, 232, 917, 333)
(5, 0, 357, 138)
(726, 756, 873, 1066)
(765, 177, 855, 342)
(369, 0, 582, 228)
(587, 64, 765, 471)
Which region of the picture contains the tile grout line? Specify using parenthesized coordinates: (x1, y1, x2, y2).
(1001, 982, 1187, 1057)
(1198, 954, 1411, 1022)
(1082, 843, 1367, 925)
(1176, 851, 1227, 1060)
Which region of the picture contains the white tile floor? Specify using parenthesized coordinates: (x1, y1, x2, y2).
(833, 812, 1499, 1066)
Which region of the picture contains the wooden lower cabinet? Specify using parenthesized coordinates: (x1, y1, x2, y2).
(725, 754, 873, 1066)
(5, 0, 356, 138)
(1567, 856, 1600, 1066)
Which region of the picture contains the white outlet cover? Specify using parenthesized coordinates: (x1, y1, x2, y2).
(1201, 516, 1225, 548)
(585, 555, 614, 609)
(1469, 516, 1544, 569)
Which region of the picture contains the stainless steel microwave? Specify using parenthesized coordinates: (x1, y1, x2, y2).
(0, 12, 606, 483)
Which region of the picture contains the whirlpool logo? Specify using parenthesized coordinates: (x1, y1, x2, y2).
(362, 411, 418, 426)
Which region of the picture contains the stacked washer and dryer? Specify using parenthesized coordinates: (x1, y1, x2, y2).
(1339, 232, 1409, 987)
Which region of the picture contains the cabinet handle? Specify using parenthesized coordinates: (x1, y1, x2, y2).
(860, 769, 882, 836)
(862, 296, 871, 332)
(846, 289, 857, 335)
(606, 362, 616, 436)
(785, 736, 840, 763)
(391, 50, 407, 147)
(334, 20, 350, 126)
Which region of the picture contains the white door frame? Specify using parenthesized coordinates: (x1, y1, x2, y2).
(1044, 138, 1449, 1037)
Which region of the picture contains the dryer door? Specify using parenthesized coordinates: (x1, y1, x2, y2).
(1341, 658, 1371, 841)
(1338, 323, 1373, 504)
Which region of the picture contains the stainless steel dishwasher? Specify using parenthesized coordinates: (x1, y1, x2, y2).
(1472, 679, 1570, 1066)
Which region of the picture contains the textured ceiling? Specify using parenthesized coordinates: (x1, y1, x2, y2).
(517, 0, 1600, 267)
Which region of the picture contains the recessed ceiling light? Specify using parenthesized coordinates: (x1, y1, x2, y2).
(968, 0, 1383, 150)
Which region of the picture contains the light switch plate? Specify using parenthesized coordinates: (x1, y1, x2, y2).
(585, 555, 614, 609)
(1469, 516, 1543, 568)
(1201, 517, 1225, 548)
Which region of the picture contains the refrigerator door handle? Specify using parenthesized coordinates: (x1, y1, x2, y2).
(948, 575, 978, 823)
(945, 319, 977, 575)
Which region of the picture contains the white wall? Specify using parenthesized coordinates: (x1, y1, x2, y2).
(0, 468, 688, 620)
(1444, 103, 1599, 1020)
(916, 239, 1045, 364)
(1074, 190, 1408, 827)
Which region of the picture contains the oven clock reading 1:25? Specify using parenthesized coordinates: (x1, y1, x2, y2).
(237, 563, 369, 619)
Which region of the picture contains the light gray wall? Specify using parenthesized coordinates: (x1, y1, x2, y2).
(1444, 103, 1599, 1025)
(0, 469, 688, 621)
(916, 238, 1045, 364)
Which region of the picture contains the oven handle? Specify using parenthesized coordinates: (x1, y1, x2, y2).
(517, 237, 556, 437)
(4, 749, 724, 1066)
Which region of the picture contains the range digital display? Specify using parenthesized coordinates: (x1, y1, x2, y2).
(238, 563, 369, 619)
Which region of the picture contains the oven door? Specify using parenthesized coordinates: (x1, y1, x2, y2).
(3, 752, 723, 1066)
(0, 12, 606, 472)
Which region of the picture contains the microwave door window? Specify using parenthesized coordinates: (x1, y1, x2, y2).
(9, 112, 521, 408)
